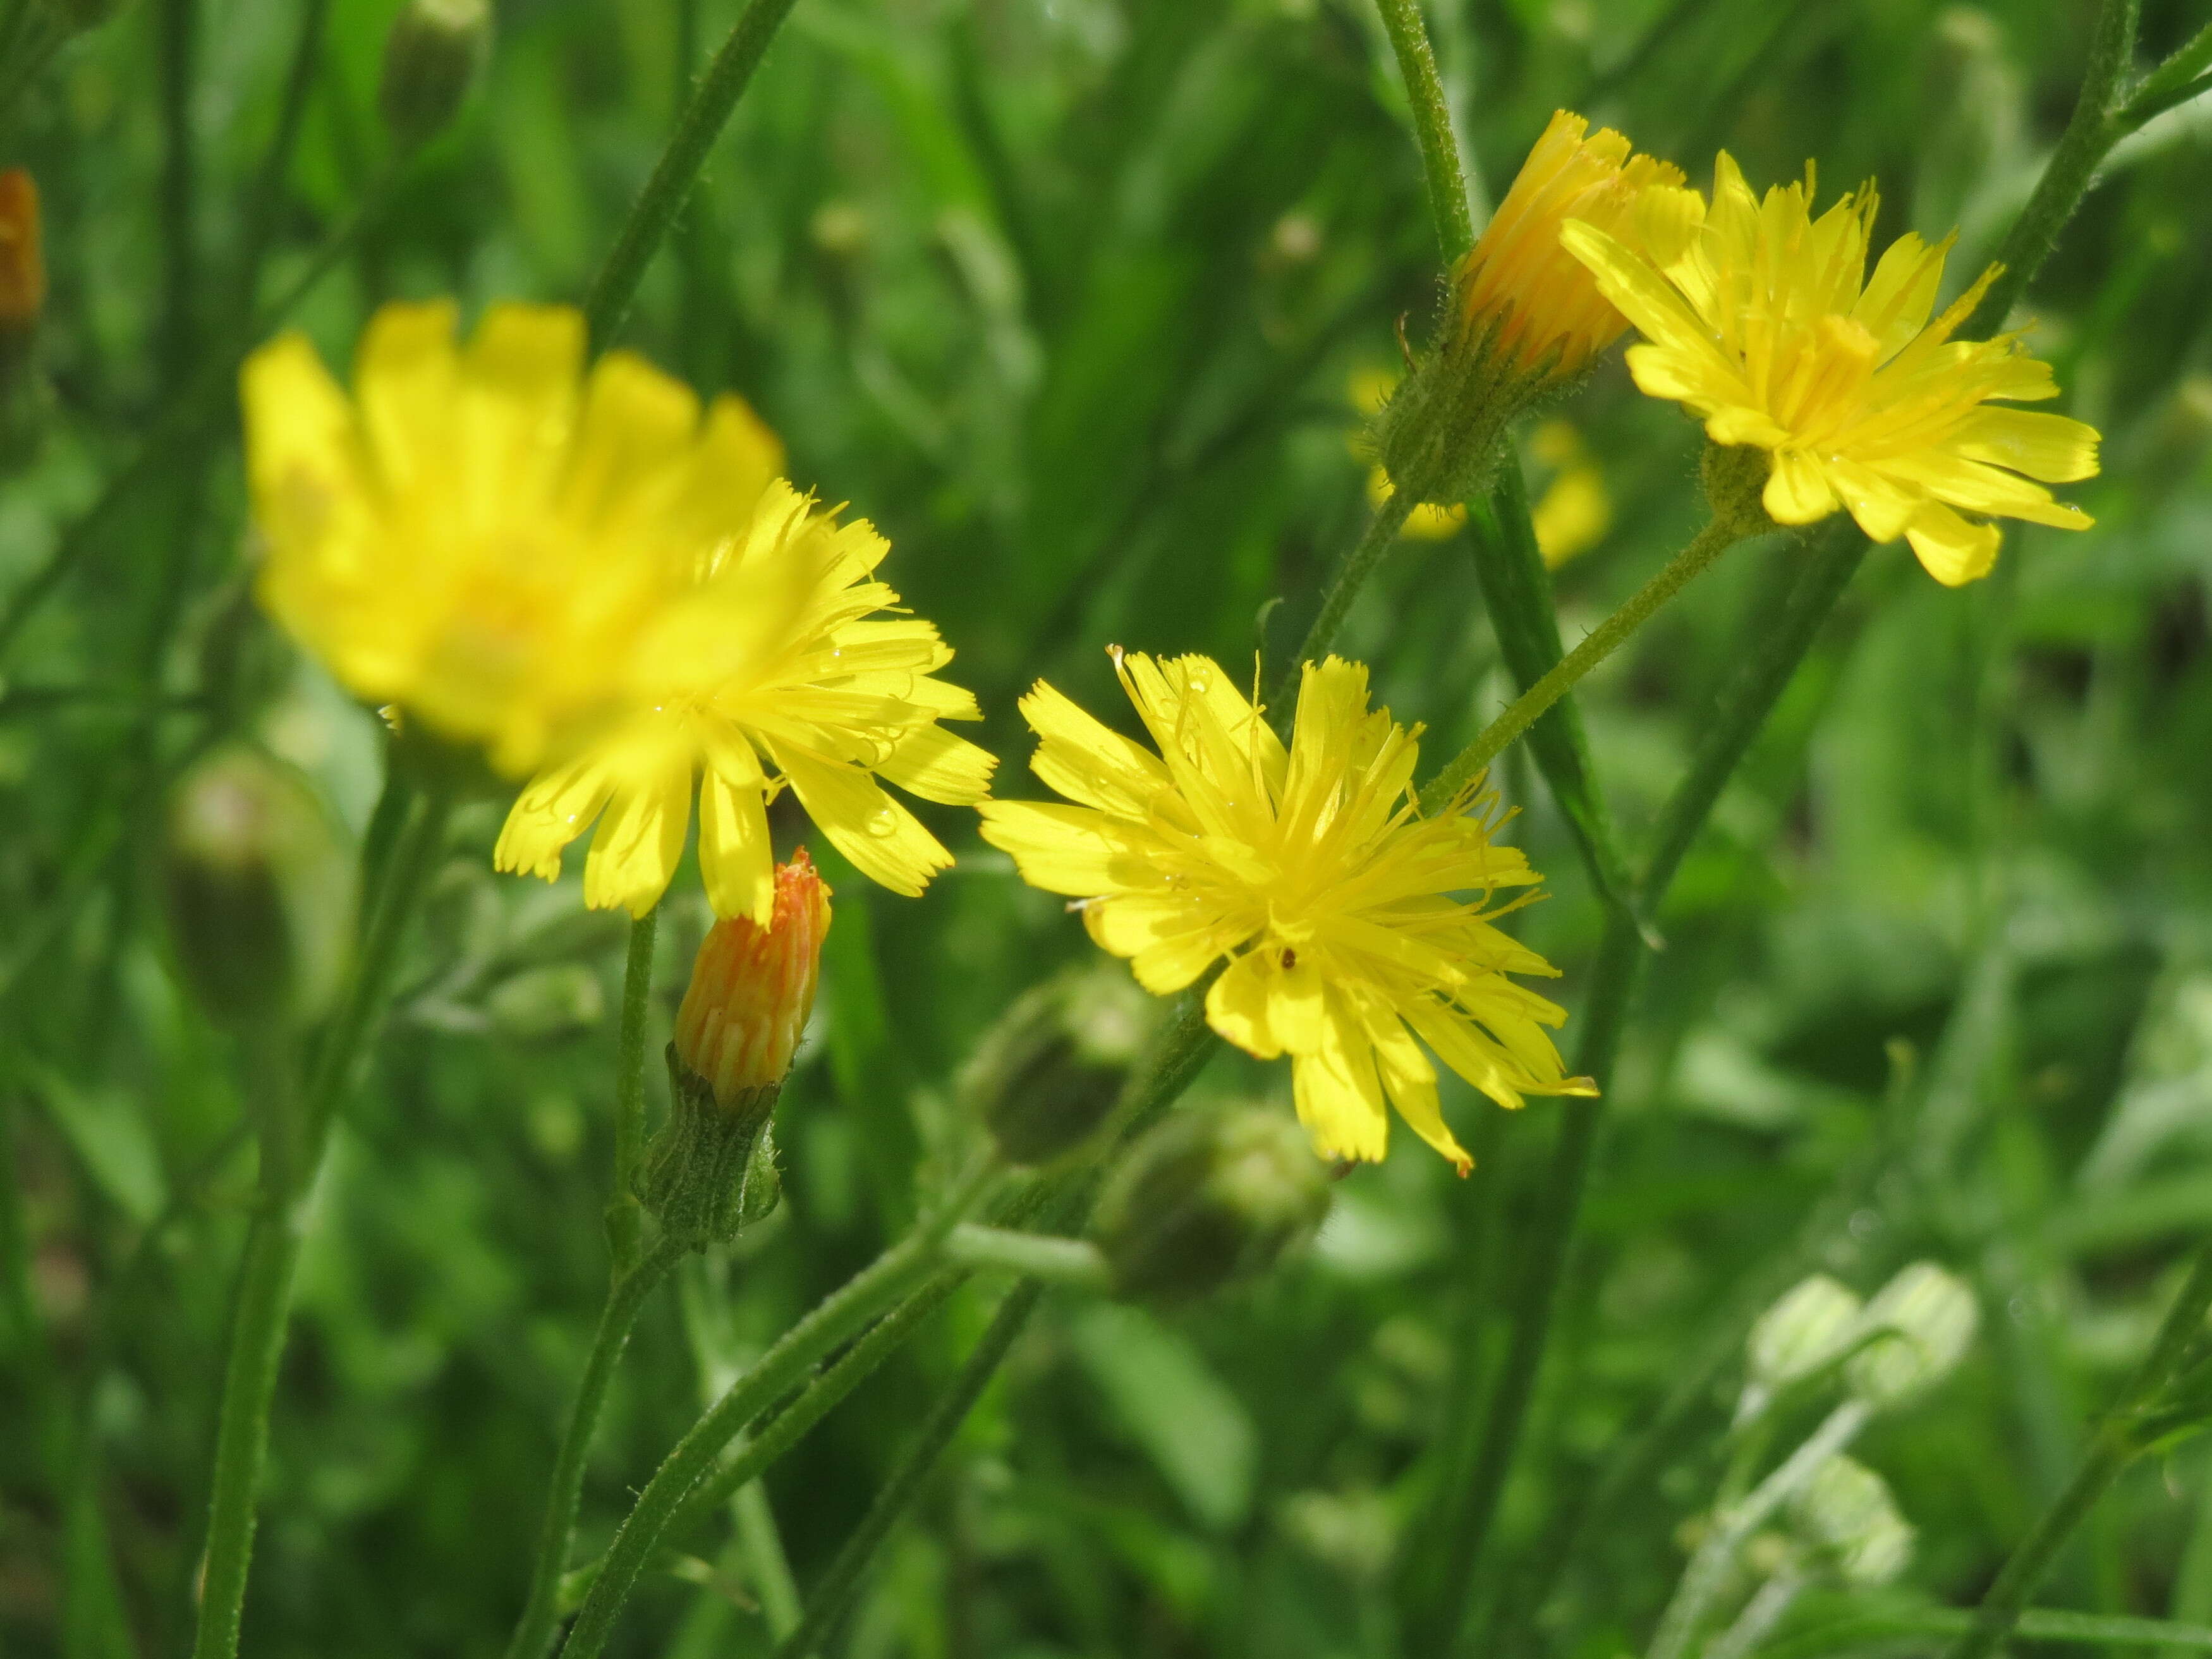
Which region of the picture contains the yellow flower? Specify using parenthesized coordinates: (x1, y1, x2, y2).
(977, 652, 1595, 1171)
(242, 300, 784, 776)
(1453, 109, 1689, 386)
(1559, 154, 2100, 585)
(494, 478, 995, 921)
(1376, 111, 1685, 506)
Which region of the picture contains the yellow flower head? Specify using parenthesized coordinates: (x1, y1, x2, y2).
(1559, 154, 2101, 585)
(494, 475, 995, 922)
(243, 300, 785, 775)
(978, 652, 1596, 1171)
(1454, 109, 1689, 384)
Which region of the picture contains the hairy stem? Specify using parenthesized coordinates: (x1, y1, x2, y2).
(1424, 516, 1742, 810)
(1269, 490, 1417, 717)
(506, 1236, 686, 1659)
(556, 1160, 998, 1659)
(772, 1282, 1048, 1658)
(583, 0, 803, 346)
(1373, 0, 1474, 264)
(190, 789, 450, 1659)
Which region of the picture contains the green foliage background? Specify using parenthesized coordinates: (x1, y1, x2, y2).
(3, 0, 2211, 1653)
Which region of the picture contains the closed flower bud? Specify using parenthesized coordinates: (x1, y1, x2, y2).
(1846, 1262, 1979, 1408)
(640, 852, 829, 1248)
(1739, 1274, 1865, 1423)
(968, 965, 1155, 1166)
(1790, 1455, 1913, 1588)
(164, 746, 353, 1029)
(377, 0, 490, 149)
(0, 169, 43, 331)
(1093, 1105, 1332, 1303)
(1375, 111, 1687, 507)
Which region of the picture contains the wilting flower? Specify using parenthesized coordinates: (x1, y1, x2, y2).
(674, 849, 831, 1109)
(978, 652, 1595, 1170)
(494, 476, 994, 920)
(1560, 154, 2100, 585)
(1376, 110, 1686, 506)
(242, 300, 783, 776)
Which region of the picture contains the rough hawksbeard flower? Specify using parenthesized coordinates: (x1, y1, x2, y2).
(675, 849, 831, 1108)
(978, 651, 1595, 1171)
(1377, 110, 1687, 505)
(242, 300, 786, 776)
(1559, 153, 2100, 585)
(494, 475, 994, 921)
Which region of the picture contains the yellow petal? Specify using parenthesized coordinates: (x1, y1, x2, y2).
(1291, 1004, 1389, 1164)
(1019, 678, 1170, 817)
(1903, 501, 2002, 586)
(698, 765, 774, 923)
(1366, 1008, 1469, 1173)
(1205, 949, 1282, 1059)
(561, 350, 701, 530)
(495, 755, 616, 882)
(877, 726, 997, 806)
(1949, 407, 2100, 483)
(355, 300, 461, 497)
(459, 303, 586, 516)
(583, 758, 692, 918)
(975, 800, 1128, 896)
(1763, 449, 1838, 524)
(775, 742, 952, 897)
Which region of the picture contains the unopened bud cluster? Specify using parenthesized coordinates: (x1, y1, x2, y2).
(1790, 1455, 1913, 1589)
(1738, 1261, 1979, 1423)
(1093, 1105, 1331, 1302)
(639, 851, 830, 1248)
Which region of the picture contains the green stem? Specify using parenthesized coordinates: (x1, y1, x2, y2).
(733, 1474, 803, 1640)
(607, 908, 658, 1276)
(1268, 491, 1417, 717)
(942, 1224, 1112, 1291)
(1648, 1400, 1872, 1659)
(506, 1236, 686, 1659)
(772, 1282, 1047, 1659)
(1965, 0, 2139, 336)
(189, 789, 450, 1658)
(1944, 1238, 2212, 1659)
(582, 0, 802, 348)
(1373, 0, 1474, 264)
(1423, 516, 1742, 810)
(155, 0, 199, 394)
(556, 1160, 998, 1659)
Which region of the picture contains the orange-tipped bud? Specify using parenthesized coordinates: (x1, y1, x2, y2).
(0, 169, 42, 328)
(674, 849, 831, 1108)
(1374, 111, 1684, 507)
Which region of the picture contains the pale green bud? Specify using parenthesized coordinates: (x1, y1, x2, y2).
(1740, 1275, 1865, 1422)
(1790, 1455, 1913, 1588)
(1846, 1262, 1979, 1407)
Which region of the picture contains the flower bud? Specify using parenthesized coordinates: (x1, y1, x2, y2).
(377, 0, 490, 150)
(1375, 111, 1686, 507)
(640, 853, 829, 1248)
(0, 169, 43, 332)
(1739, 1274, 1865, 1423)
(1846, 1262, 1979, 1408)
(163, 746, 353, 1029)
(1790, 1455, 1913, 1588)
(1093, 1106, 1332, 1303)
(968, 965, 1155, 1166)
